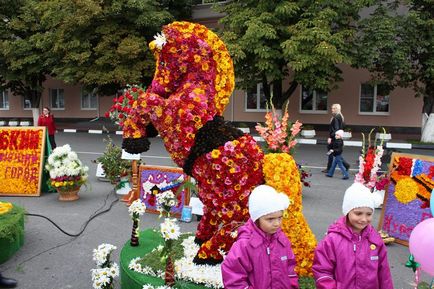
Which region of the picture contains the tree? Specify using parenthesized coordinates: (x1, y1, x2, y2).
(354, 1, 434, 142)
(0, 0, 192, 110)
(216, 0, 373, 108)
(0, 0, 50, 108)
(36, 0, 193, 96)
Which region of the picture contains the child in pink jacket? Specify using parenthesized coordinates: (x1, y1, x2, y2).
(221, 185, 299, 289)
(313, 182, 394, 289)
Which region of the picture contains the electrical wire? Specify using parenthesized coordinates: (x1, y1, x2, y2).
(1, 190, 119, 272)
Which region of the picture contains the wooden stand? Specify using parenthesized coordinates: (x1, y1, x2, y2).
(122, 160, 140, 205)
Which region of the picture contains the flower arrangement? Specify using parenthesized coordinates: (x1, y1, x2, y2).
(156, 190, 178, 217)
(96, 135, 131, 186)
(262, 153, 317, 276)
(45, 144, 89, 192)
(354, 128, 386, 189)
(255, 102, 302, 154)
(91, 243, 119, 289)
(160, 218, 181, 286)
(129, 235, 223, 288)
(0, 127, 43, 195)
(128, 199, 147, 246)
(106, 84, 145, 126)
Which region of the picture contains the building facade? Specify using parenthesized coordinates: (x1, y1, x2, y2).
(0, 2, 423, 133)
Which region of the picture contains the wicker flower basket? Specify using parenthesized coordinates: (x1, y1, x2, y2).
(56, 186, 80, 201)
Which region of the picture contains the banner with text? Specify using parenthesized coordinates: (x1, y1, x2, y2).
(0, 127, 46, 196)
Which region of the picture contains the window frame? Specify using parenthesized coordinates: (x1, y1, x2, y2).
(299, 86, 328, 114)
(49, 88, 65, 110)
(22, 95, 32, 110)
(80, 88, 98, 110)
(245, 83, 269, 112)
(0, 90, 9, 110)
(358, 83, 390, 115)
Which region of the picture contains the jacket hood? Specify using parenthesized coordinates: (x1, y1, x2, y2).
(327, 216, 382, 245)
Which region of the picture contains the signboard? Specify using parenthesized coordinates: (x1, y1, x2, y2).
(0, 127, 46, 196)
(139, 165, 190, 218)
(379, 152, 434, 245)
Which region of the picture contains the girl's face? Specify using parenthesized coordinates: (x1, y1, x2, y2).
(347, 207, 373, 233)
(258, 210, 283, 235)
(43, 108, 49, 116)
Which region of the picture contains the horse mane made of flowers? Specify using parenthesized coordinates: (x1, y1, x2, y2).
(354, 128, 386, 190)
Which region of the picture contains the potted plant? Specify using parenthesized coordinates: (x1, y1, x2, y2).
(96, 135, 132, 190)
(300, 125, 316, 138)
(46, 144, 89, 201)
(343, 127, 352, 140)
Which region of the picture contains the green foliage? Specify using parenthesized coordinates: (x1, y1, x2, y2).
(96, 135, 131, 185)
(0, 204, 25, 242)
(299, 276, 316, 289)
(0, 0, 192, 101)
(215, 0, 371, 107)
(139, 233, 192, 271)
(354, 0, 434, 115)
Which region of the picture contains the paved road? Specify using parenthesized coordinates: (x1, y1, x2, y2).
(0, 132, 432, 289)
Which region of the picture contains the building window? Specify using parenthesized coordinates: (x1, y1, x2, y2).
(246, 83, 268, 111)
(81, 88, 97, 110)
(360, 83, 389, 114)
(0, 90, 9, 109)
(50, 88, 65, 109)
(23, 95, 32, 110)
(300, 87, 328, 112)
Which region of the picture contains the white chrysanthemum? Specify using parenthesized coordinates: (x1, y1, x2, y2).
(153, 32, 167, 49)
(129, 199, 147, 217)
(160, 218, 180, 240)
(92, 243, 117, 266)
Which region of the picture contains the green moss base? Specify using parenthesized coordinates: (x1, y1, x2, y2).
(0, 204, 25, 264)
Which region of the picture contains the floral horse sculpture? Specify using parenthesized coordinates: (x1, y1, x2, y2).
(119, 21, 316, 272)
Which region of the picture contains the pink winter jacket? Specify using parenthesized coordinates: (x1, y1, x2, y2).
(221, 219, 299, 289)
(313, 216, 394, 289)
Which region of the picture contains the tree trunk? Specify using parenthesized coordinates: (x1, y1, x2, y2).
(32, 108, 40, 127)
(421, 113, 434, 143)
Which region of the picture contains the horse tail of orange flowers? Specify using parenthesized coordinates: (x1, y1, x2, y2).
(262, 153, 317, 277)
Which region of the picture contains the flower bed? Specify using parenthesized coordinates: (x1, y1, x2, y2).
(0, 202, 25, 263)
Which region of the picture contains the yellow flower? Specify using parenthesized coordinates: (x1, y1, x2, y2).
(210, 149, 221, 159)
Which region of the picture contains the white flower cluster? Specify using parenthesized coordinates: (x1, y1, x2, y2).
(174, 236, 223, 288)
(128, 199, 147, 217)
(153, 32, 167, 50)
(128, 236, 223, 288)
(91, 243, 119, 289)
(156, 190, 178, 212)
(128, 257, 164, 278)
(92, 243, 117, 266)
(91, 263, 119, 289)
(46, 144, 89, 179)
(160, 218, 180, 241)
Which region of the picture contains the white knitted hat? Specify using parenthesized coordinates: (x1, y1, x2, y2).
(335, 129, 344, 137)
(342, 182, 375, 215)
(248, 185, 290, 222)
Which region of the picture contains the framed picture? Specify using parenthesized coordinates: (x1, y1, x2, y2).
(139, 165, 190, 218)
(378, 152, 434, 246)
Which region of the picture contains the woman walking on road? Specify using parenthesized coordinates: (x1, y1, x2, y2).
(323, 103, 349, 173)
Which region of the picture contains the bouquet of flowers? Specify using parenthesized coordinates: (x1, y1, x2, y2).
(45, 144, 89, 192)
(255, 102, 302, 154)
(105, 84, 145, 126)
(156, 190, 179, 216)
(91, 243, 119, 289)
(354, 128, 386, 190)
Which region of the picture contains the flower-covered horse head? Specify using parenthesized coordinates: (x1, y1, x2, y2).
(121, 21, 265, 264)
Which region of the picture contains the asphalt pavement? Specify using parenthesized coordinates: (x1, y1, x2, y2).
(0, 132, 433, 289)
